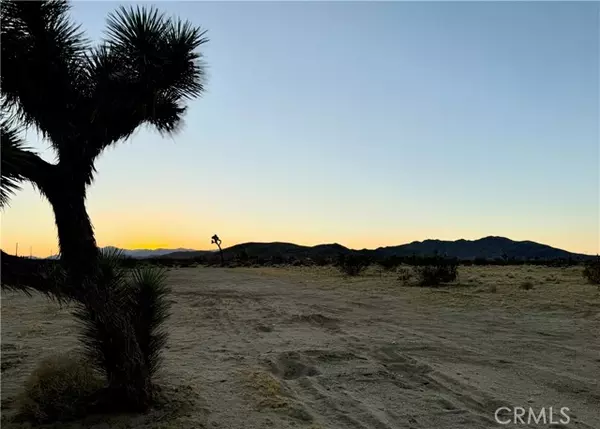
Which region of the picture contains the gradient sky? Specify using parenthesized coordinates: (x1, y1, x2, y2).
(1, 1, 599, 257)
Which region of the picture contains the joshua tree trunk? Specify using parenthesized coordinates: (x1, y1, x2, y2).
(211, 235, 224, 266)
(46, 186, 99, 292)
(218, 244, 224, 266)
(44, 178, 151, 409)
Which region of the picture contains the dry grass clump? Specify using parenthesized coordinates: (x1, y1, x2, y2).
(241, 369, 313, 422)
(243, 369, 289, 409)
(16, 354, 105, 424)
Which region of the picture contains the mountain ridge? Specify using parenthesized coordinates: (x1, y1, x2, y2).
(36, 236, 593, 260)
(90, 236, 594, 261)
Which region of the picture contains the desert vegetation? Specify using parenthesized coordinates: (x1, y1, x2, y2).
(582, 256, 600, 286)
(335, 253, 371, 276)
(413, 258, 459, 287)
(1, 0, 207, 420)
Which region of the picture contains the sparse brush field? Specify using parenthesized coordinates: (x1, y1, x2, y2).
(2, 265, 599, 429)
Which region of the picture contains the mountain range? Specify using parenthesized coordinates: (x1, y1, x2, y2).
(97, 236, 594, 261)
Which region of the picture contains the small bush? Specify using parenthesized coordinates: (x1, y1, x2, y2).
(583, 257, 600, 285)
(414, 259, 458, 287)
(378, 256, 403, 271)
(336, 254, 370, 276)
(520, 280, 534, 290)
(397, 267, 413, 284)
(17, 355, 105, 424)
(313, 257, 331, 266)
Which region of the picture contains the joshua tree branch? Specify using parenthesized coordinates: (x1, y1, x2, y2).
(11, 146, 57, 196)
(0, 117, 58, 203)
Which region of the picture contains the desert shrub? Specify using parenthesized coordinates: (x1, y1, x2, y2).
(206, 257, 222, 267)
(414, 258, 458, 286)
(397, 266, 413, 284)
(17, 355, 105, 424)
(378, 256, 403, 271)
(520, 280, 534, 290)
(269, 254, 284, 265)
(336, 253, 370, 276)
(304, 258, 316, 267)
(192, 255, 206, 264)
(313, 257, 331, 266)
(583, 257, 600, 285)
(256, 257, 269, 266)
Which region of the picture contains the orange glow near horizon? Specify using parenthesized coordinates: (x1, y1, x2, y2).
(1, 187, 598, 258)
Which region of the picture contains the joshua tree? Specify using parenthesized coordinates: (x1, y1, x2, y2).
(1, 0, 207, 410)
(211, 234, 224, 265)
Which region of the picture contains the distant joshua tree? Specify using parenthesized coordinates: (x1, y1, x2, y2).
(211, 234, 224, 266)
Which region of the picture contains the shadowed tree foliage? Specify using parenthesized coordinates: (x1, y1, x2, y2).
(1, 0, 207, 411)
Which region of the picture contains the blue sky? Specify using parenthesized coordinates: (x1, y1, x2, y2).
(2, 1, 598, 255)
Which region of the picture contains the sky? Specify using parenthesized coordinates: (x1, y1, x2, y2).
(1, 1, 599, 257)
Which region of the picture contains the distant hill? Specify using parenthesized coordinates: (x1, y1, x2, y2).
(156, 242, 349, 260)
(373, 236, 590, 260)
(101, 247, 199, 259)
(33, 237, 591, 261)
(158, 236, 593, 261)
(155, 249, 214, 259)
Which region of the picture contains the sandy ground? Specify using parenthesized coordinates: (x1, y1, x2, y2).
(1, 265, 599, 429)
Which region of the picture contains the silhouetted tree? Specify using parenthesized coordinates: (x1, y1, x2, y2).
(211, 234, 224, 266)
(1, 0, 207, 410)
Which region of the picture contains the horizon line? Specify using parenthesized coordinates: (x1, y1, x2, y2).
(4, 235, 595, 258)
